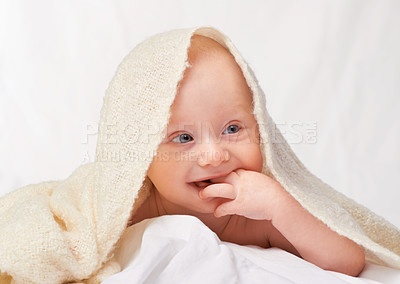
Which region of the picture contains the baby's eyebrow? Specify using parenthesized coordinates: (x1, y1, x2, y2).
(167, 104, 252, 129)
(167, 120, 196, 128)
(173, 106, 251, 125)
(165, 121, 196, 135)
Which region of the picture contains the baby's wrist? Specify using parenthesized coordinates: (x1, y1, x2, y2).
(268, 185, 298, 223)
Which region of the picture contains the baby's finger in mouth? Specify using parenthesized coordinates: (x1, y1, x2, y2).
(198, 183, 236, 199)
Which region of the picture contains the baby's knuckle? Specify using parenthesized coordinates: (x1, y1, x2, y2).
(235, 169, 245, 175)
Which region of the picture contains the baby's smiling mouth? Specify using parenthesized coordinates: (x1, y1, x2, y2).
(190, 172, 231, 189)
(192, 179, 212, 189)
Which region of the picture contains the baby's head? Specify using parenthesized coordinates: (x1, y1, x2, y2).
(146, 35, 263, 215)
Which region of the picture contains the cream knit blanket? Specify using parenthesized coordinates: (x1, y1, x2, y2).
(1, 26, 399, 284)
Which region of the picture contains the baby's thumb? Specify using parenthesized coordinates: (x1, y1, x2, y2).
(214, 201, 236, 218)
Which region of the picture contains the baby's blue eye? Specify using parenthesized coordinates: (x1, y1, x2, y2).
(223, 124, 240, 134)
(172, 133, 194, 143)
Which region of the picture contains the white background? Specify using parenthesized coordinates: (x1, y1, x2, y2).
(0, 0, 399, 228)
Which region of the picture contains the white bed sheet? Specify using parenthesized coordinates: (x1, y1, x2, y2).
(103, 215, 400, 284)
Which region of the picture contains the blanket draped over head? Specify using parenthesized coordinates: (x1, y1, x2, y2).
(1, 26, 399, 284)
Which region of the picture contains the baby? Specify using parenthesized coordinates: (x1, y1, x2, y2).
(130, 35, 365, 276)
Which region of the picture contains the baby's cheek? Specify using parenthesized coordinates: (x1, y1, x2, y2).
(245, 123, 261, 143)
(152, 149, 173, 163)
(147, 151, 170, 172)
(248, 144, 263, 173)
(159, 151, 172, 162)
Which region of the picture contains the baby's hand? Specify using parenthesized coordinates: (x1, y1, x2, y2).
(198, 169, 289, 220)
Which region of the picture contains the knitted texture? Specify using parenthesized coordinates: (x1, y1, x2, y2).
(0, 26, 399, 283)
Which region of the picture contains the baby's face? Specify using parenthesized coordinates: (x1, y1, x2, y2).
(147, 48, 263, 215)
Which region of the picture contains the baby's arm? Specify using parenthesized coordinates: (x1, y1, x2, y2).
(267, 189, 365, 276)
(199, 169, 365, 276)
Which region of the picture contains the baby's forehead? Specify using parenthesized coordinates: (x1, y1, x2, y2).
(167, 35, 255, 126)
(188, 36, 252, 85)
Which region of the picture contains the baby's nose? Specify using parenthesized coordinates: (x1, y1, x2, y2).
(197, 143, 230, 167)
